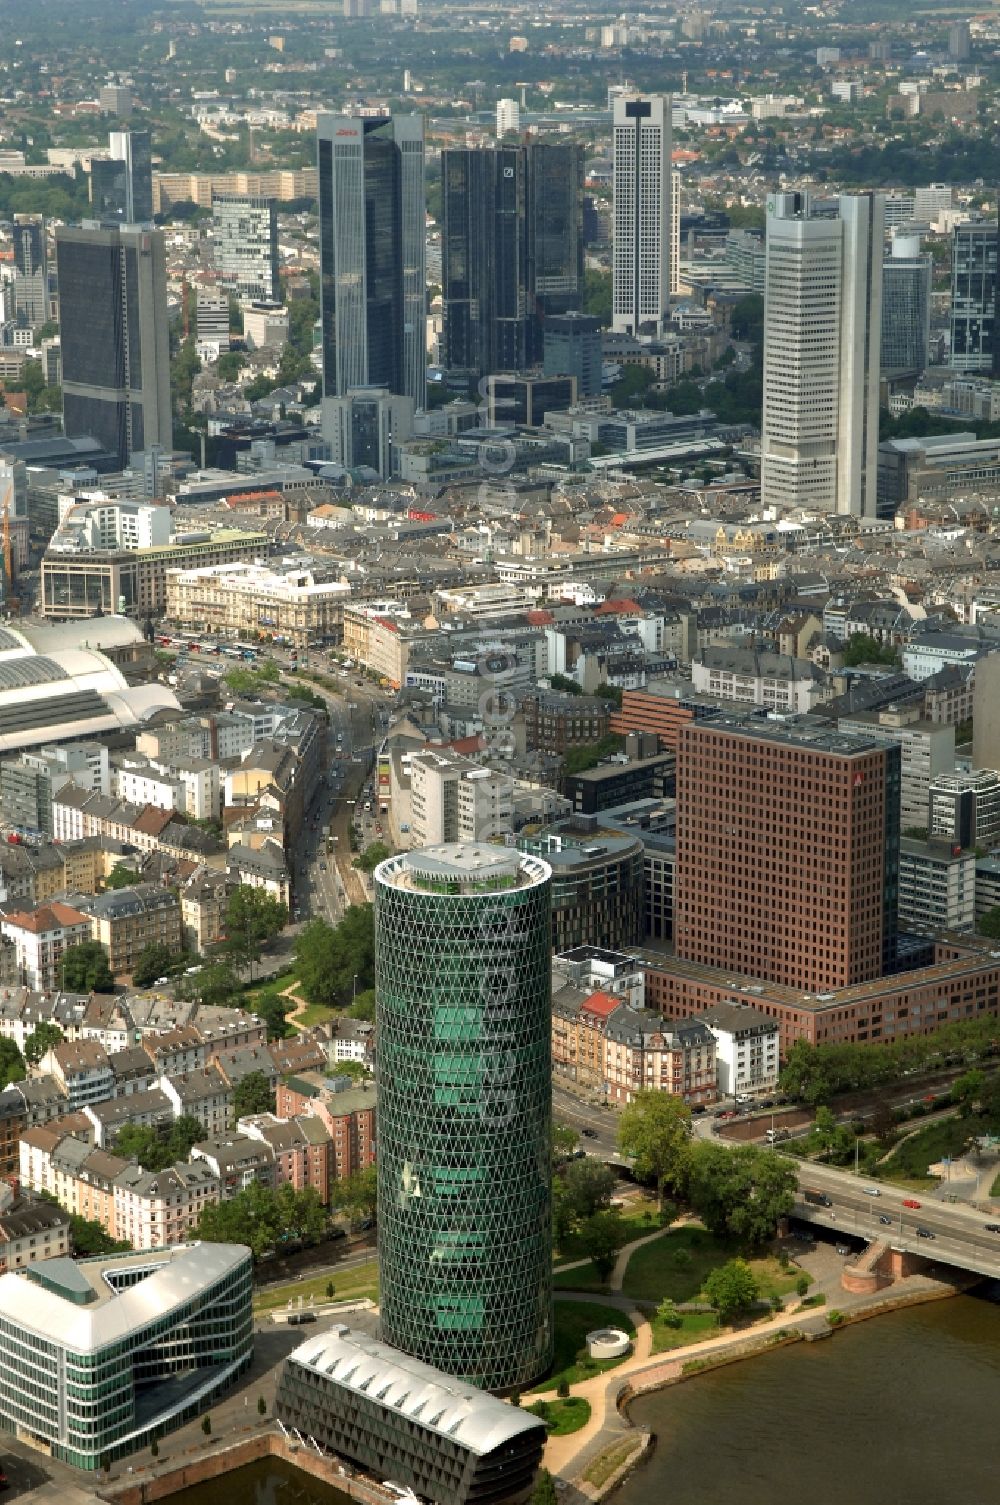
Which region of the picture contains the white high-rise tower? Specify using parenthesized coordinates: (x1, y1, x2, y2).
(612, 94, 672, 335)
(761, 190, 884, 517)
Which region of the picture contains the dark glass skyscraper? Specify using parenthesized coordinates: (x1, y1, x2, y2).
(317, 113, 425, 408)
(441, 142, 583, 378)
(375, 844, 553, 1393)
(57, 225, 172, 469)
(91, 131, 153, 225)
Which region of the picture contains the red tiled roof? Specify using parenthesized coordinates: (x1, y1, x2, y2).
(581, 991, 620, 1020)
(5, 902, 90, 934)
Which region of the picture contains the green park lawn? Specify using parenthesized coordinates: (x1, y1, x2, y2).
(526, 1396, 592, 1435)
(620, 1223, 810, 1307)
(648, 1310, 718, 1356)
(253, 1260, 378, 1314)
(527, 1300, 636, 1393)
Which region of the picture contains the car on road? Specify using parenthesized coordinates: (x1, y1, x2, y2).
(915, 1226, 935, 1239)
(581, 1127, 598, 1138)
(836, 1244, 851, 1256)
(985, 1224, 1000, 1233)
(902, 1198, 922, 1209)
(320, 862, 327, 871)
(287, 1311, 318, 1324)
(879, 1214, 893, 1225)
(861, 1186, 881, 1197)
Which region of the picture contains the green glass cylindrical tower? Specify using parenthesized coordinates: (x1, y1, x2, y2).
(375, 844, 553, 1392)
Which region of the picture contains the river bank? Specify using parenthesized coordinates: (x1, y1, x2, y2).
(547, 1270, 967, 1503)
(612, 1287, 1000, 1505)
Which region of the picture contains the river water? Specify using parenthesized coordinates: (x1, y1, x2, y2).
(172, 1457, 353, 1505)
(616, 1296, 1000, 1505)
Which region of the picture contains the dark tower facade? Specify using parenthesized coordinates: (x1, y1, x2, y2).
(441, 142, 583, 379)
(57, 225, 172, 469)
(317, 113, 426, 408)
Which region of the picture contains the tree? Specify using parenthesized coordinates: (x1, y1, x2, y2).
(117, 1115, 205, 1172)
(686, 1143, 797, 1247)
(0, 1037, 25, 1089)
(330, 1165, 377, 1225)
(531, 1469, 558, 1505)
(257, 1395, 267, 1417)
(224, 886, 288, 978)
(195, 1180, 284, 1259)
(582, 269, 612, 326)
(61, 941, 114, 993)
(133, 942, 185, 988)
(552, 1177, 575, 1248)
(553, 1123, 579, 1161)
(978, 907, 1000, 940)
(68, 1212, 130, 1256)
(175, 960, 240, 1008)
(24, 1022, 63, 1066)
(104, 861, 138, 890)
(578, 1210, 626, 1283)
(354, 841, 391, 873)
(814, 1106, 838, 1159)
(561, 1158, 615, 1223)
(276, 1181, 328, 1245)
(201, 1415, 211, 1437)
(704, 1259, 759, 1324)
(232, 1070, 276, 1120)
(951, 1069, 985, 1118)
(795, 1273, 810, 1298)
(618, 1090, 692, 1203)
(347, 987, 376, 1022)
(656, 1297, 682, 1330)
(295, 906, 375, 1008)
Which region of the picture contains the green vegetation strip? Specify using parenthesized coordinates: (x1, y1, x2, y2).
(582, 1438, 644, 1489)
(254, 1262, 378, 1313)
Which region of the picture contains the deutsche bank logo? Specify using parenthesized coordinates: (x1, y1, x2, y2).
(503, 167, 514, 179)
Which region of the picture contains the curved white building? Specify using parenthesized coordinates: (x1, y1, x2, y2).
(0, 1241, 252, 1469)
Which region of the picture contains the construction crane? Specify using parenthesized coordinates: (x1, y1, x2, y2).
(1, 473, 17, 616)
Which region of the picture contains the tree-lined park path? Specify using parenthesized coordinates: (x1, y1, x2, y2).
(279, 980, 312, 1030)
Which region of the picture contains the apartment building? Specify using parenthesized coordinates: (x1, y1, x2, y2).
(520, 690, 611, 755)
(81, 885, 182, 978)
(274, 1077, 375, 1184)
(113, 1161, 220, 1249)
(239, 1112, 334, 1203)
(159, 1066, 231, 1139)
(695, 1002, 780, 1099)
(0, 902, 92, 990)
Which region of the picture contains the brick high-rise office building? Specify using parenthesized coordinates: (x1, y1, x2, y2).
(675, 715, 900, 993)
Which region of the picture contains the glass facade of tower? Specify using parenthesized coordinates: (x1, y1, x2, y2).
(375, 846, 553, 1392)
(317, 113, 426, 408)
(441, 143, 583, 377)
(950, 222, 999, 374)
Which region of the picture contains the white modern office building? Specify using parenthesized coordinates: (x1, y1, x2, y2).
(211, 193, 280, 303)
(0, 1242, 253, 1469)
(612, 94, 673, 336)
(761, 190, 884, 516)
